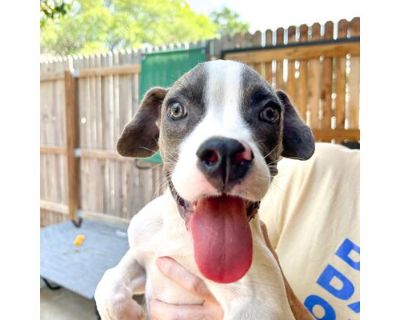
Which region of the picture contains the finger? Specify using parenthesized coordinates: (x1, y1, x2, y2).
(156, 256, 213, 300)
(150, 298, 208, 320)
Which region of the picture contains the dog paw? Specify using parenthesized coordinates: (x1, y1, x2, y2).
(95, 269, 145, 320)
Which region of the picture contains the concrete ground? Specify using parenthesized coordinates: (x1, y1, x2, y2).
(40, 286, 97, 320)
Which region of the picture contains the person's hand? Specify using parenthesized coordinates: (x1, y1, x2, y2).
(150, 256, 224, 320)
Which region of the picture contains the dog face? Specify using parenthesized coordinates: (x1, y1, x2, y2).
(117, 60, 314, 205)
(117, 60, 314, 283)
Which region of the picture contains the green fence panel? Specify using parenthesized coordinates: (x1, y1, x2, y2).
(140, 47, 207, 98)
(139, 47, 207, 164)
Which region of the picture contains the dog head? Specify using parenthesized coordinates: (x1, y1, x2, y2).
(117, 60, 314, 283)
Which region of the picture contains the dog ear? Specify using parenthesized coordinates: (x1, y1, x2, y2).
(117, 87, 168, 158)
(276, 90, 315, 160)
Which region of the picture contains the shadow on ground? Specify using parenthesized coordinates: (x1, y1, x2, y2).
(41, 286, 97, 320)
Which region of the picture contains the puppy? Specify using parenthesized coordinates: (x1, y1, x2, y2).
(95, 60, 315, 319)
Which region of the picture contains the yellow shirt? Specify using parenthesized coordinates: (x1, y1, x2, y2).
(259, 143, 360, 320)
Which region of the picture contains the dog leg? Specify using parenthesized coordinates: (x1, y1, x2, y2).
(95, 249, 146, 320)
(260, 223, 313, 320)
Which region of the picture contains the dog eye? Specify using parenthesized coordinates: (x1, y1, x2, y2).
(167, 102, 187, 120)
(259, 105, 280, 123)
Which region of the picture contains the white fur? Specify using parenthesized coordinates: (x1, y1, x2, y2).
(95, 193, 295, 319)
(95, 60, 294, 320)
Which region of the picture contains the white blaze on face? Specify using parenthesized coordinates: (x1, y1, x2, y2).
(171, 60, 271, 202)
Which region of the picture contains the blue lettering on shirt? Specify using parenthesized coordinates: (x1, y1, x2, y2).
(317, 264, 355, 300)
(304, 238, 360, 319)
(304, 295, 336, 320)
(335, 238, 360, 271)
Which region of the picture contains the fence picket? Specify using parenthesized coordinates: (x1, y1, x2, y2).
(264, 29, 273, 84)
(94, 54, 104, 214)
(48, 60, 57, 220)
(54, 59, 64, 207)
(252, 31, 262, 75)
(275, 27, 285, 90)
(75, 56, 86, 213)
(308, 23, 322, 128)
(348, 17, 360, 129)
(85, 55, 97, 215)
(335, 19, 349, 129)
(286, 25, 297, 100)
(297, 24, 309, 120)
(40, 61, 50, 224)
(113, 51, 124, 219)
(321, 21, 334, 131)
(88, 55, 98, 213)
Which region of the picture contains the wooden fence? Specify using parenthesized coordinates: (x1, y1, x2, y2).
(40, 52, 164, 226)
(40, 17, 360, 227)
(223, 18, 360, 142)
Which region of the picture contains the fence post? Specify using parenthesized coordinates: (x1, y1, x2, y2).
(64, 70, 81, 226)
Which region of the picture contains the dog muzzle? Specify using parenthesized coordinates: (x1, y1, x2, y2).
(167, 175, 259, 283)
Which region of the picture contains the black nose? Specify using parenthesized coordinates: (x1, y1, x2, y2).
(196, 137, 253, 189)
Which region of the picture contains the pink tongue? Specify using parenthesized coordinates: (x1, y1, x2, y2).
(189, 195, 252, 283)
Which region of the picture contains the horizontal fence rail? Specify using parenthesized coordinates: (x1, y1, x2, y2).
(40, 17, 360, 227)
(223, 39, 359, 63)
